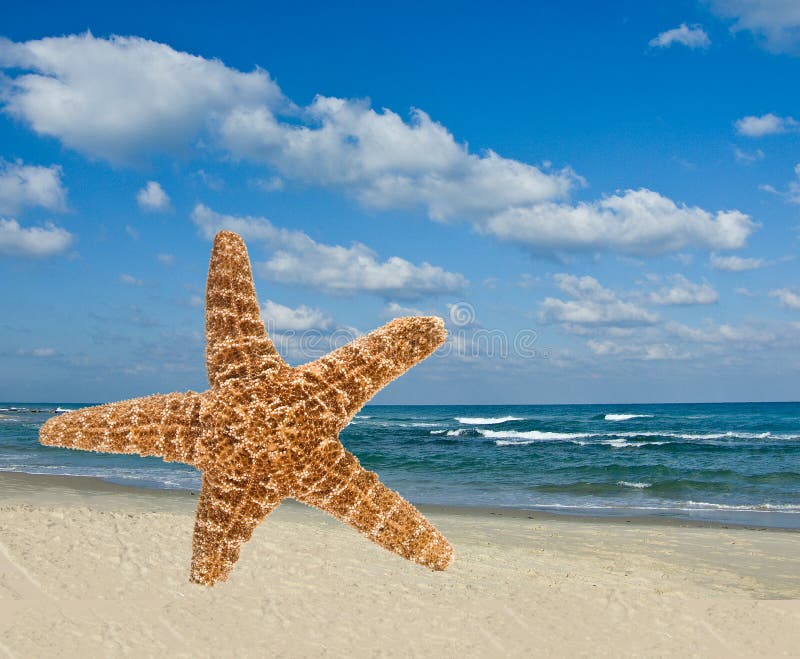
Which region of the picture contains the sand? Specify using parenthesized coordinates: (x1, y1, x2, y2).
(0, 472, 798, 657)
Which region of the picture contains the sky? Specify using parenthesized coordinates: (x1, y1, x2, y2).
(1, 0, 799, 404)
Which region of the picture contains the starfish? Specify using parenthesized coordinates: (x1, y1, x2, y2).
(40, 230, 454, 586)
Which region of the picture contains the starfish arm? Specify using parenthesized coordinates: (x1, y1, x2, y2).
(190, 473, 283, 585)
(39, 392, 203, 464)
(206, 230, 285, 388)
(294, 442, 454, 570)
(300, 316, 447, 428)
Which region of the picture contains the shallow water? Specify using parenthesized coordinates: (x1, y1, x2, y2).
(2, 401, 799, 527)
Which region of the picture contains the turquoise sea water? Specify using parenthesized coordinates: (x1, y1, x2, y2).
(1, 402, 799, 528)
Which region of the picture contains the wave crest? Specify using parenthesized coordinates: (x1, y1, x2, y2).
(455, 416, 522, 425)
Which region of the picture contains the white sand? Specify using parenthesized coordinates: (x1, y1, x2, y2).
(1, 472, 798, 657)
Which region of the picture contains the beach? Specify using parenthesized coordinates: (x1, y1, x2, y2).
(1, 472, 798, 657)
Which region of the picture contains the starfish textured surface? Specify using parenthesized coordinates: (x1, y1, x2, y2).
(39, 231, 454, 586)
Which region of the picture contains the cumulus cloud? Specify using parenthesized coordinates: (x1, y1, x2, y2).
(649, 24, 711, 49)
(0, 218, 73, 257)
(770, 288, 800, 309)
(219, 98, 578, 222)
(261, 300, 332, 332)
(191, 204, 466, 298)
(484, 188, 756, 256)
(710, 253, 767, 271)
(0, 33, 758, 257)
(735, 113, 798, 137)
(539, 274, 659, 327)
(0, 161, 67, 214)
(649, 275, 718, 305)
(136, 181, 171, 212)
(708, 0, 800, 53)
(0, 33, 282, 163)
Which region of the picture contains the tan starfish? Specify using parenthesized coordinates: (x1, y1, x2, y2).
(40, 230, 454, 586)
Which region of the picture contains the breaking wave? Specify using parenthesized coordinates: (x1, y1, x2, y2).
(455, 416, 523, 425)
(604, 413, 654, 421)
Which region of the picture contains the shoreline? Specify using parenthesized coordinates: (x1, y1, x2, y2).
(4, 401, 800, 534)
(2, 470, 798, 533)
(2, 468, 799, 655)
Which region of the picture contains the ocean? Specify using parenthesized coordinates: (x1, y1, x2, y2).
(2, 401, 799, 528)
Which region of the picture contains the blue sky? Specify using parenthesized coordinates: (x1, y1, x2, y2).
(1, 0, 799, 404)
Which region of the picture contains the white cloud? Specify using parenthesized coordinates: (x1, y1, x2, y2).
(261, 300, 332, 332)
(0, 34, 758, 258)
(770, 288, 800, 309)
(0, 34, 576, 212)
(708, 0, 800, 53)
(789, 164, 800, 203)
(0, 33, 282, 164)
(253, 176, 284, 192)
(17, 347, 57, 358)
(120, 273, 143, 286)
(710, 253, 767, 271)
(267, 324, 364, 365)
(157, 253, 175, 266)
(191, 204, 467, 299)
(219, 99, 578, 222)
(0, 218, 73, 257)
(649, 24, 711, 49)
(587, 339, 689, 361)
(539, 274, 659, 327)
(734, 113, 798, 137)
(260, 243, 466, 300)
(586, 317, 790, 362)
(136, 181, 170, 211)
(733, 146, 764, 163)
(0, 161, 67, 214)
(195, 169, 225, 191)
(484, 188, 756, 256)
(517, 273, 539, 289)
(667, 320, 776, 344)
(759, 164, 800, 204)
(763, 163, 800, 204)
(382, 302, 426, 318)
(649, 275, 718, 305)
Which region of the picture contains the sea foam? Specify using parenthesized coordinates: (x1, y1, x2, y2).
(604, 413, 654, 421)
(455, 416, 522, 425)
(482, 429, 593, 445)
(617, 430, 796, 441)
